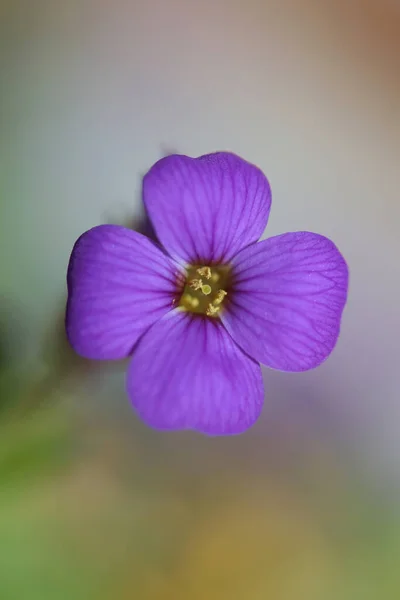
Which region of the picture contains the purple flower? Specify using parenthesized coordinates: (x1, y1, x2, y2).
(66, 152, 348, 435)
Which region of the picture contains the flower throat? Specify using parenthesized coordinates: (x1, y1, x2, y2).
(179, 265, 231, 317)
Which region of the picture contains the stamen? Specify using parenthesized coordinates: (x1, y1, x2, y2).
(189, 278, 212, 296)
(206, 303, 220, 317)
(197, 266, 212, 279)
(179, 264, 231, 317)
(189, 279, 203, 291)
(214, 290, 227, 305)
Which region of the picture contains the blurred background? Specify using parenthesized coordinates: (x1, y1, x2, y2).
(1, 0, 400, 598)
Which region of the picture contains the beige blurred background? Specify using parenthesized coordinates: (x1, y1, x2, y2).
(1, 0, 400, 598)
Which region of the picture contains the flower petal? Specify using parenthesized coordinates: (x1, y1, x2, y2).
(66, 225, 181, 359)
(143, 152, 271, 264)
(127, 312, 264, 435)
(222, 232, 349, 371)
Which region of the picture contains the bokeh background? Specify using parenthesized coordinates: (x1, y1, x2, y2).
(1, 0, 400, 598)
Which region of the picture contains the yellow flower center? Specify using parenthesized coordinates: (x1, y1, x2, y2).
(179, 264, 231, 317)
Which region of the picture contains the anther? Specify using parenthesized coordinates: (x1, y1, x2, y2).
(206, 303, 220, 317)
(214, 290, 227, 305)
(197, 266, 212, 279)
(189, 279, 203, 291)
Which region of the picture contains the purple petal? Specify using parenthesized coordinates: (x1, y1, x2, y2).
(66, 225, 181, 359)
(222, 232, 349, 371)
(127, 311, 264, 435)
(143, 152, 271, 264)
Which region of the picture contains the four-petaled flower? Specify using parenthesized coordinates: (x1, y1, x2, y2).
(66, 152, 348, 435)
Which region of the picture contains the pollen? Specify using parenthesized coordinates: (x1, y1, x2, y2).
(206, 303, 220, 316)
(214, 290, 227, 305)
(178, 264, 231, 317)
(189, 279, 203, 291)
(197, 266, 212, 279)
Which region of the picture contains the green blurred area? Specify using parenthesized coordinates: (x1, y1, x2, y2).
(0, 360, 399, 600)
